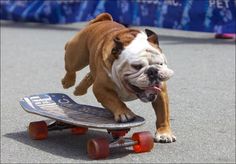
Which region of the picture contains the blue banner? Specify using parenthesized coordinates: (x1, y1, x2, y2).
(0, 0, 235, 33)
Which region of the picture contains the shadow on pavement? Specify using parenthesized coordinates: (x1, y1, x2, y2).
(4, 129, 133, 160)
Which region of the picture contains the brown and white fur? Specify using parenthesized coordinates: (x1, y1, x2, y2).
(62, 13, 176, 143)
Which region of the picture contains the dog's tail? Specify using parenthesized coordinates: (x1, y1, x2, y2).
(64, 42, 68, 51)
(88, 13, 113, 25)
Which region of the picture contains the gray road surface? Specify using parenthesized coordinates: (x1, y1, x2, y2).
(1, 21, 235, 163)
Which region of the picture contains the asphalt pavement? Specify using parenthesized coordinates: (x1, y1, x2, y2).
(1, 21, 235, 163)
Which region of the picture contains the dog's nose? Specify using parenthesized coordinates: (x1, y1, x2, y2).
(146, 67, 158, 81)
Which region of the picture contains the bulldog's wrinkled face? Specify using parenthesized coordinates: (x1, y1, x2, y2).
(111, 30, 174, 102)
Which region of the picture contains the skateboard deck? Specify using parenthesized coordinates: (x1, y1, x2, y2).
(20, 93, 145, 130)
(19, 93, 154, 159)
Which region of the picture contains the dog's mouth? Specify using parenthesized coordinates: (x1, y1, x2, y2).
(124, 81, 162, 102)
(128, 83, 161, 93)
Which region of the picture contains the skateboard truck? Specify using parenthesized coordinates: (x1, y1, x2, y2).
(108, 129, 137, 148)
(108, 129, 138, 148)
(47, 121, 88, 134)
(107, 129, 130, 138)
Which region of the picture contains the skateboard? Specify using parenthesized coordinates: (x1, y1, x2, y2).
(19, 93, 154, 159)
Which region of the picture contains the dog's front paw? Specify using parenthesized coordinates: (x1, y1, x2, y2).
(154, 131, 176, 143)
(114, 109, 136, 123)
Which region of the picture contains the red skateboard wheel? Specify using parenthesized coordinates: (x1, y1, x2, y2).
(71, 127, 88, 135)
(28, 121, 48, 140)
(132, 131, 154, 153)
(87, 138, 109, 159)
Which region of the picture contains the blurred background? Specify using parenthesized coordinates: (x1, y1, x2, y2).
(1, 0, 235, 38)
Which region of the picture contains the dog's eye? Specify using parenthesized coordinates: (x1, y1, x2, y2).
(131, 64, 143, 70)
(157, 62, 163, 66)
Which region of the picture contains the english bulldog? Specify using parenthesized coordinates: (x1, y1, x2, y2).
(62, 13, 176, 143)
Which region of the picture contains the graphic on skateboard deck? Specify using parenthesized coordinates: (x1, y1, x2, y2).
(20, 93, 154, 159)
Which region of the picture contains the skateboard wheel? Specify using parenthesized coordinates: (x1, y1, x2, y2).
(71, 127, 88, 135)
(28, 121, 48, 140)
(87, 138, 109, 159)
(132, 131, 154, 153)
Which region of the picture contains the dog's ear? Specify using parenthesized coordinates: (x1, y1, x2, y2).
(145, 29, 159, 45)
(111, 37, 123, 58)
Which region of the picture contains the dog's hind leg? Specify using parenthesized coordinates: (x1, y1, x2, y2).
(62, 71, 76, 89)
(62, 37, 89, 89)
(74, 72, 94, 96)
